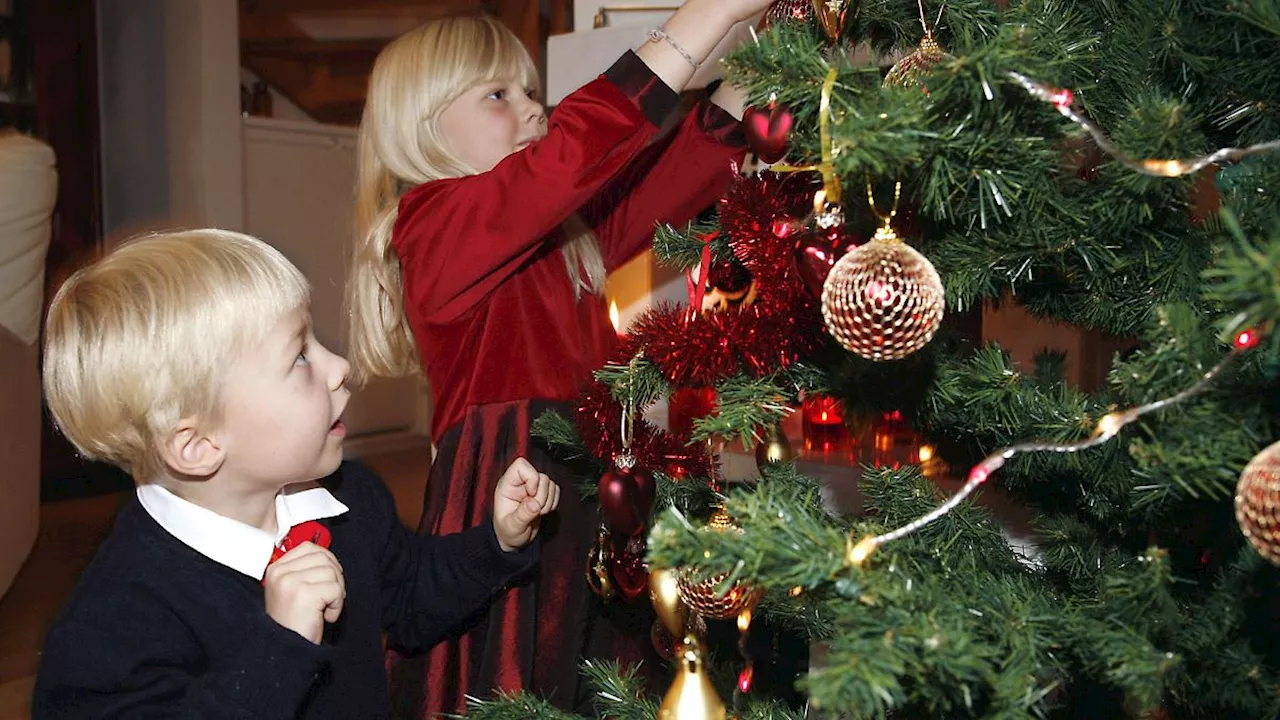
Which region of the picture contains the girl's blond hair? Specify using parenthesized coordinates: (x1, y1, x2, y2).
(347, 14, 605, 383)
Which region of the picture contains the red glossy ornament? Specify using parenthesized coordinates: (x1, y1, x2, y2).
(742, 103, 794, 164)
(597, 467, 656, 537)
(668, 386, 718, 437)
(707, 258, 753, 295)
(611, 536, 650, 601)
(794, 225, 859, 298)
(771, 216, 803, 238)
(650, 620, 678, 661)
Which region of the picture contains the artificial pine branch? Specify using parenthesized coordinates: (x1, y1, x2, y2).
(652, 219, 730, 270)
(593, 357, 668, 411)
(532, 409, 593, 461)
(578, 660, 658, 720)
(460, 692, 583, 720)
(690, 374, 797, 446)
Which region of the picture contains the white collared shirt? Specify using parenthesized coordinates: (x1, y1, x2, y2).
(137, 483, 349, 580)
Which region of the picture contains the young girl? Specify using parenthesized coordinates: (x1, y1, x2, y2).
(347, 2, 772, 714)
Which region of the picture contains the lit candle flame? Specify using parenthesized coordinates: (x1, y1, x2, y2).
(609, 300, 620, 335)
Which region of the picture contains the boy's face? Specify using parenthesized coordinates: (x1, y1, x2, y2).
(217, 309, 351, 489)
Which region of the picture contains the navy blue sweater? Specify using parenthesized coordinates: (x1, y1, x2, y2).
(32, 461, 536, 719)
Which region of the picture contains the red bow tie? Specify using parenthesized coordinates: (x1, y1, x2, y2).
(265, 520, 332, 571)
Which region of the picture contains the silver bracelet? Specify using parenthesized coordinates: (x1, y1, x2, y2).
(648, 28, 700, 71)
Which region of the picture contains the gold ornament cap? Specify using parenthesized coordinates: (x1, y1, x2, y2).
(658, 636, 727, 720)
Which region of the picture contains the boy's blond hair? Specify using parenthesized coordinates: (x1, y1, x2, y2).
(346, 14, 605, 385)
(43, 229, 310, 481)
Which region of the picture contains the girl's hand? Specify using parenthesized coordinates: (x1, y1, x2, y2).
(718, 0, 780, 24)
(639, 0, 771, 93)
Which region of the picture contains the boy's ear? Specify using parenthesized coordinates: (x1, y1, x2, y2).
(159, 419, 226, 477)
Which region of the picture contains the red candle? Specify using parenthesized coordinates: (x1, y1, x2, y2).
(802, 394, 845, 427)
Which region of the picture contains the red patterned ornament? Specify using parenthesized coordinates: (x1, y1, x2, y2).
(675, 510, 765, 621)
(1235, 440, 1280, 566)
(742, 102, 794, 164)
(763, 0, 812, 27)
(821, 224, 945, 362)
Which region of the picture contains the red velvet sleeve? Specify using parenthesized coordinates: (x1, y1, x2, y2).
(584, 94, 748, 272)
(393, 52, 680, 323)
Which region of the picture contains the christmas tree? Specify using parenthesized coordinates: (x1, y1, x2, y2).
(471, 1, 1280, 717)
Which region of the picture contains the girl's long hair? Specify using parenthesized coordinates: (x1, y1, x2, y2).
(346, 14, 604, 383)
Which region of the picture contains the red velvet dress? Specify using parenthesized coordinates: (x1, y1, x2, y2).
(384, 52, 746, 717)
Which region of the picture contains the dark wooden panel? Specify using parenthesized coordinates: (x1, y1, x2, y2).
(30, 0, 102, 276)
(25, 0, 110, 492)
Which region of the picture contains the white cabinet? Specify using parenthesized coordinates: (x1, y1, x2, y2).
(242, 117, 430, 454)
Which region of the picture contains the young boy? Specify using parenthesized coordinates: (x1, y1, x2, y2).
(32, 229, 561, 719)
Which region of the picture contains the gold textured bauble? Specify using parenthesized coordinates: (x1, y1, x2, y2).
(820, 229, 945, 362)
(1235, 440, 1280, 566)
(677, 571, 764, 621)
(884, 32, 952, 89)
(754, 422, 795, 466)
(658, 637, 727, 720)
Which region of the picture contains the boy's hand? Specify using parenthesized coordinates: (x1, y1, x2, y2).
(493, 457, 561, 552)
(263, 543, 346, 644)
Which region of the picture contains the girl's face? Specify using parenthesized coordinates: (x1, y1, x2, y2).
(437, 74, 546, 173)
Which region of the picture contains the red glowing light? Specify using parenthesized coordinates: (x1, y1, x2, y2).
(1234, 328, 1261, 350)
(738, 666, 754, 693)
(1049, 88, 1074, 110)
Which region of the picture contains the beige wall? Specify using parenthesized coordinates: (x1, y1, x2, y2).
(982, 296, 1134, 392)
(99, 0, 243, 240)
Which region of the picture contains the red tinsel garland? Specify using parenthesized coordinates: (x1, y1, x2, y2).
(576, 372, 714, 478)
(575, 171, 825, 468)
